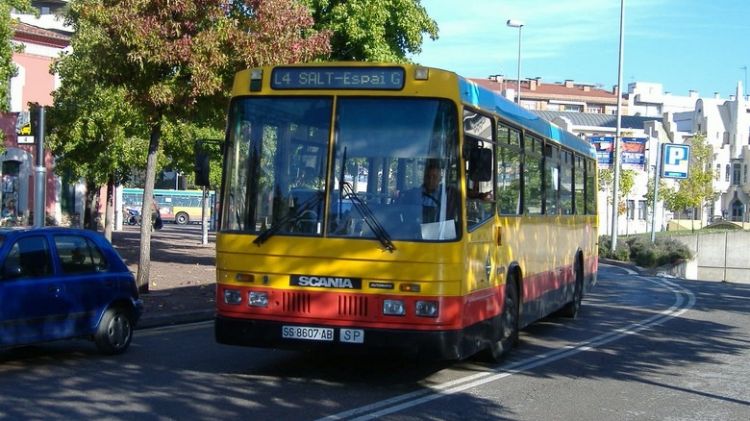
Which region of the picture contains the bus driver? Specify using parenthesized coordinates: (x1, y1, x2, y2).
(399, 161, 456, 223)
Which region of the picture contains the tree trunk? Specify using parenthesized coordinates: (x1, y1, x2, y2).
(84, 181, 98, 231)
(104, 175, 115, 242)
(136, 121, 162, 294)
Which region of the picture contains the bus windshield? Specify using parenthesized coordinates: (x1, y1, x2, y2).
(222, 96, 460, 242)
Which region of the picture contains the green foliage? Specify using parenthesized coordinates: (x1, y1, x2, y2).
(71, 0, 330, 123)
(625, 236, 693, 267)
(644, 177, 674, 210)
(0, 0, 36, 112)
(302, 0, 438, 61)
(48, 38, 149, 185)
(599, 235, 693, 268)
(598, 168, 637, 215)
(598, 235, 630, 261)
(60, 0, 332, 289)
(160, 120, 223, 188)
(625, 236, 657, 267)
(666, 135, 717, 213)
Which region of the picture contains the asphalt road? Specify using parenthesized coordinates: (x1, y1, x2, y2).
(1, 264, 749, 420)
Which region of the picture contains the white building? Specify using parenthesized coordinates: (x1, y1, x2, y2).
(626, 82, 704, 116)
(686, 82, 750, 222)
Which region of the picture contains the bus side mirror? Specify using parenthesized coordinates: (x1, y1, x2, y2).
(195, 152, 210, 187)
(469, 148, 493, 182)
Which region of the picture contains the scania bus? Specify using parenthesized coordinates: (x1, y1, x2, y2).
(214, 62, 598, 360)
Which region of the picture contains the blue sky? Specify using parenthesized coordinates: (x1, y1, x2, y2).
(412, 0, 750, 98)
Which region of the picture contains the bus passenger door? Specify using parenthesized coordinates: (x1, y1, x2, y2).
(462, 109, 499, 323)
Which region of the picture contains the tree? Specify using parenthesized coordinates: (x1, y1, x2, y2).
(667, 135, 717, 231)
(302, 0, 438, 61)
(66, 0, 330, 292)
(47, 11, 149, 240)
(0, 1, 35, 113)
(598, 167, 636, 215)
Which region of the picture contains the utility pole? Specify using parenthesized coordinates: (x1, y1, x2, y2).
(611, 0, 626, 253)
(31, 105, 47, 228)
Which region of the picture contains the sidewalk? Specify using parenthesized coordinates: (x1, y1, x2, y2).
(110, 225, 217, 328)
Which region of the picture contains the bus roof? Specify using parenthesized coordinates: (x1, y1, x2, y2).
(458, 77, 596, 159)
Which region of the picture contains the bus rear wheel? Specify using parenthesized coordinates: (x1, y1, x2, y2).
(559, 257, 584, 319)
(175, 212, 189, 225)
(486, 276, 519, 362)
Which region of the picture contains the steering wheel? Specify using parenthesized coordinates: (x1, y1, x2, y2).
(294, 210, 318, 232)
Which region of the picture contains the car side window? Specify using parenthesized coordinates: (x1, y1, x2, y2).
(2, 236, 53, 280)
(54, 235, 109, 274)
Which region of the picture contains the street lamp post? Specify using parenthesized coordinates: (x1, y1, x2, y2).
(611, 0, 626, 254)
(506, 19, 524, 104)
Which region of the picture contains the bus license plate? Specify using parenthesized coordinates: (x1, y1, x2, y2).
(282, 326, 334, 341)
(340, 328, 364, 343)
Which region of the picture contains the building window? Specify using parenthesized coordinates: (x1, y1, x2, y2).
(733, 163, 741, 185)
(562, 104, 583, 112)
(587, 105, 603, 113)
(627, 200, 635, 220)
(638, 200, 647, 220)
(716, 164, 721, 180)
(726, 164, 731, 182)
(744, 164, 748, 184)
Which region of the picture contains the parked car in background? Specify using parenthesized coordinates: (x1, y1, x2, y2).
(0, 227, 142, 354)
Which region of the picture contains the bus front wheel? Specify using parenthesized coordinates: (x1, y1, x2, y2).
(175, 212, 189, 225)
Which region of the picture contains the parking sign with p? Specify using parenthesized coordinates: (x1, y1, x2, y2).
(662, 144, 690, 179)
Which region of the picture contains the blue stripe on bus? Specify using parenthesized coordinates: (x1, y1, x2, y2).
(458, 78, 596, 159)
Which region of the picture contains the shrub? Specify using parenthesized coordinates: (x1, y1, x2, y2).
(598, 235, 630, 261)
(626, 236, 658, 267)
(599, 235, 693, 268)
(654, 238, 693, 266)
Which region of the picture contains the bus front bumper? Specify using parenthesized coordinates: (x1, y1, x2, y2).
(214, 315, 469, 360)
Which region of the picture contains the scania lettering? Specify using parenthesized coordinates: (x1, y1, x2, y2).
(295, 276, 355, 289)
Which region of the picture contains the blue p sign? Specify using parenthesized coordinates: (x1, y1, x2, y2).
(662, 144, 690, 179)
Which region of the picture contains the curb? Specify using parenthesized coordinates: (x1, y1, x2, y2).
(137, 309, 215, 330)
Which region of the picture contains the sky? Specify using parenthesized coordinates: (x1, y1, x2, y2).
(412, 0, 750, 98)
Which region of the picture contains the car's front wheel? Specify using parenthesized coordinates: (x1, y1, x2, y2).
(94, 307, 134, 355)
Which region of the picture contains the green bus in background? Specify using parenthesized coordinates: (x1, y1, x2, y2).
(122, 188, 215, 225)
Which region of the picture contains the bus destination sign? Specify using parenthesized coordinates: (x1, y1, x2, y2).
(271, 67, 405, 90)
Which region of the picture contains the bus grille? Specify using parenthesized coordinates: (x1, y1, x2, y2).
(283, 292, 311, 314)
(338, 295, 368, 317)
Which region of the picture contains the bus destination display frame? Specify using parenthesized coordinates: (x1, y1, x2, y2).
(271, 67, 405, 90)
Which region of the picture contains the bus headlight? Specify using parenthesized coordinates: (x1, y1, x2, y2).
(248, 291, 269, 307)
(415, 300, 439, 317)
(223, 289, 242, 305)
(383, 299, 406, 316)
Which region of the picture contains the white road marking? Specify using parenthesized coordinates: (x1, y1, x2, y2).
(316, 276, 695, 421)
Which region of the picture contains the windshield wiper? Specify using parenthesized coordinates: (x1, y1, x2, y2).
(342, 182, 395, 252)
(253, 191, 323, 246)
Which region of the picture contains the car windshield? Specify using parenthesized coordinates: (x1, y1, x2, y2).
(222, 96, 460, 243)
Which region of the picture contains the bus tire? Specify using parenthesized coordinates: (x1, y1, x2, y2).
(486, 274, 519, 362)
(559, 256, 584, 319)
(175, 212, 189, 225)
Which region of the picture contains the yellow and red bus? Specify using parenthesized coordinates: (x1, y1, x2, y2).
(215, 63, 598, 360)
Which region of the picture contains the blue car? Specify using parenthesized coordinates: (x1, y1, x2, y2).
(0, 227, 143, 354)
